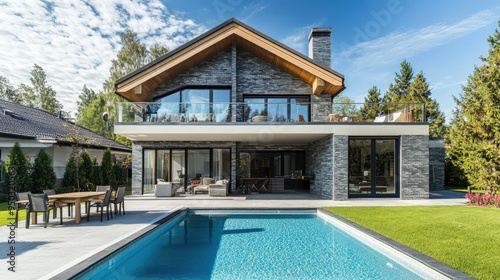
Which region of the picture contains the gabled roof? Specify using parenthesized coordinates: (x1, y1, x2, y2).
(0, 99, 130, 152)
(115, 18, 345, 102)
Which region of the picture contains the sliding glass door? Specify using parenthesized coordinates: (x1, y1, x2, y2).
(348, 138, 399, 197)
(142, 148, 231, 194)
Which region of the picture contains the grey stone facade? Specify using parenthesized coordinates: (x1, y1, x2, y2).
(307, 135, 334, 199)
(429, 139, 445, 191)
(400, 135, 430, 199)
(128, 26, 433, 200)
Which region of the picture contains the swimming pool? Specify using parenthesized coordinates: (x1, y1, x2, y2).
(70, 209, 452, 279)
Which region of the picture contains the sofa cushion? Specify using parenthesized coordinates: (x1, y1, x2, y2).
(202, 178, 213, 185)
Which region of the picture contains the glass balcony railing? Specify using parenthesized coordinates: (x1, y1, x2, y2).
(116, 102, 425, 124)
(329, 102, 426, 123)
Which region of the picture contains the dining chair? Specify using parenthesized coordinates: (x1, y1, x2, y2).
(26, 193, 63, 228)
(110, 186, 126, 215)
(15, 192, 30, 228)
(87, 190, 113, 222)
(43, 189, 73, 218)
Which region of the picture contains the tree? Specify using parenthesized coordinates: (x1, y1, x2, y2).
(0, 76, 18, 102)
(76, 85, 97, 121)
(18, 64, 64, 114)
(101, 148, 117, 189)
(388, 59, 414, 98)
(63, 148, 78, 191)
(78, 30, 169, 145)
(332, 93, 357, 116)
(448, 22, 500, 192)
(93, 158, 103, 186)
(79, 150, 94, 191)
(31, 149, 56, 193)
(406, 71, 447, 137)
(5, 142, 32, 192)
(359, 86, 382, 120)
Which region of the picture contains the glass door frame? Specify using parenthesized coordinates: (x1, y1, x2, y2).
(142, 147, 232, 194)
(348, 137, 400, 198)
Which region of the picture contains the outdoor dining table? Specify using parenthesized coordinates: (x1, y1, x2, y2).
(18, 191, 106, 225)
(49, 191, 106, 224)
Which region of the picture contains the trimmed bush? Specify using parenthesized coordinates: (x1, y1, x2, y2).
(31, 149, 56, 193)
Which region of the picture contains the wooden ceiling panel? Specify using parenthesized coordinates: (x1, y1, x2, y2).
(116, 20, 344, 101)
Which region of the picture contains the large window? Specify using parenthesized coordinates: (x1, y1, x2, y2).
(244, 96, 310, 122)
(348, 138, 398, 197)
(142, 148, 231, 194)
(154, 88, 230, 122)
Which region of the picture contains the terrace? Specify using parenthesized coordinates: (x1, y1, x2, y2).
(116, 101, 426, 124)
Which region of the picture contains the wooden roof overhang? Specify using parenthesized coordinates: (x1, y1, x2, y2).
(115, 19, 345, 102)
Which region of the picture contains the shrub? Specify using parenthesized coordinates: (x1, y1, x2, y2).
(31, 149, 57, 193)
(101, 147, 117, 189)
(466, 193, 500, 208)
(79, 150, 94, 191)
(63, 148, 78, 190)
(5, 142, 32, 192)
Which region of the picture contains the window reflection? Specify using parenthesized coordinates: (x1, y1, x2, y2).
(244, 96, 309, 122)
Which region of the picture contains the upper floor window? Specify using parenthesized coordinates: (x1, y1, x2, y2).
(243, 96, 310, 122)
(154, 88, 230, 122)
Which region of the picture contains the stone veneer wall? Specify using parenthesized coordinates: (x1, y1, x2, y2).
(400, 135, 429, 199)
(131, 141, 237, 195)
(307, 135, 334, 199)
(151, 47, 232, 98)
(429, 139, 445, 191)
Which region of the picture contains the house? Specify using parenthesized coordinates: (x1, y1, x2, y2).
(0, 99, 131, 187)
(114, 18, 433, 200)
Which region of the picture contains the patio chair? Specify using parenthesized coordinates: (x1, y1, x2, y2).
(26, 193, 63, 228)
(43, 189, 73, 217)
(87, 189, 113, 222)
(258, 178, 270, 193)
(110, 186, 126, 215)
(15, 192, 30, 228)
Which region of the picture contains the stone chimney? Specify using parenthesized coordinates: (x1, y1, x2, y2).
(308, 27, 332, 68)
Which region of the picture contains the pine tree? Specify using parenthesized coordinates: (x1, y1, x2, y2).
(101, 148, 117, 189)
(93, 158, 103, 186)
(359, 86, 381, 120)
(63, 149, 78, 191)
(5, 142, 32, 192)
(407, 71, 447, 136)
(79, 150, 94, 191)
(448, 22, 500, 192)
(31, 149, 56, 193)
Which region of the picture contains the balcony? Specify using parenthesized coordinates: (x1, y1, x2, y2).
(116, 102, 425, 124)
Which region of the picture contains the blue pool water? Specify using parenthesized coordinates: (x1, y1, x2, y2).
(77, 210, 425, 279)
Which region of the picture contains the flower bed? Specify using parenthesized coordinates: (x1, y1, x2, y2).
(465, 193, 500, 207)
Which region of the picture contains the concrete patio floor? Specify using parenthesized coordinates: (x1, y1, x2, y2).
(0, 190, 467, 279)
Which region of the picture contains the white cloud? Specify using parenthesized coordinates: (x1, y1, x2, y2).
(334, 8, 500, 72)
(0, 0, 206, 116)
(281, 20, 325, 54)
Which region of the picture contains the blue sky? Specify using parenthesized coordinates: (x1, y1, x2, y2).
(0, 0, 499, 121)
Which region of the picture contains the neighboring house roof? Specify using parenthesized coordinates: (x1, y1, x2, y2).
(115, 18, 345, 102)
(0, 99, 131, 152)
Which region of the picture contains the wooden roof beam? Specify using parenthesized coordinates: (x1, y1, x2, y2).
(312, 77, 325, 95)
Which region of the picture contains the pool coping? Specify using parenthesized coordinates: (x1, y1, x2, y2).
(51, 207, 473, 279)
(51, 208, 187, 279)
(317, 208, 474, 280)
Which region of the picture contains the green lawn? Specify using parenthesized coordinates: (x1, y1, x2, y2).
(324, 206, 500, 280)
(445, 186, 488, 194)
(0, 202, 26, 227)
